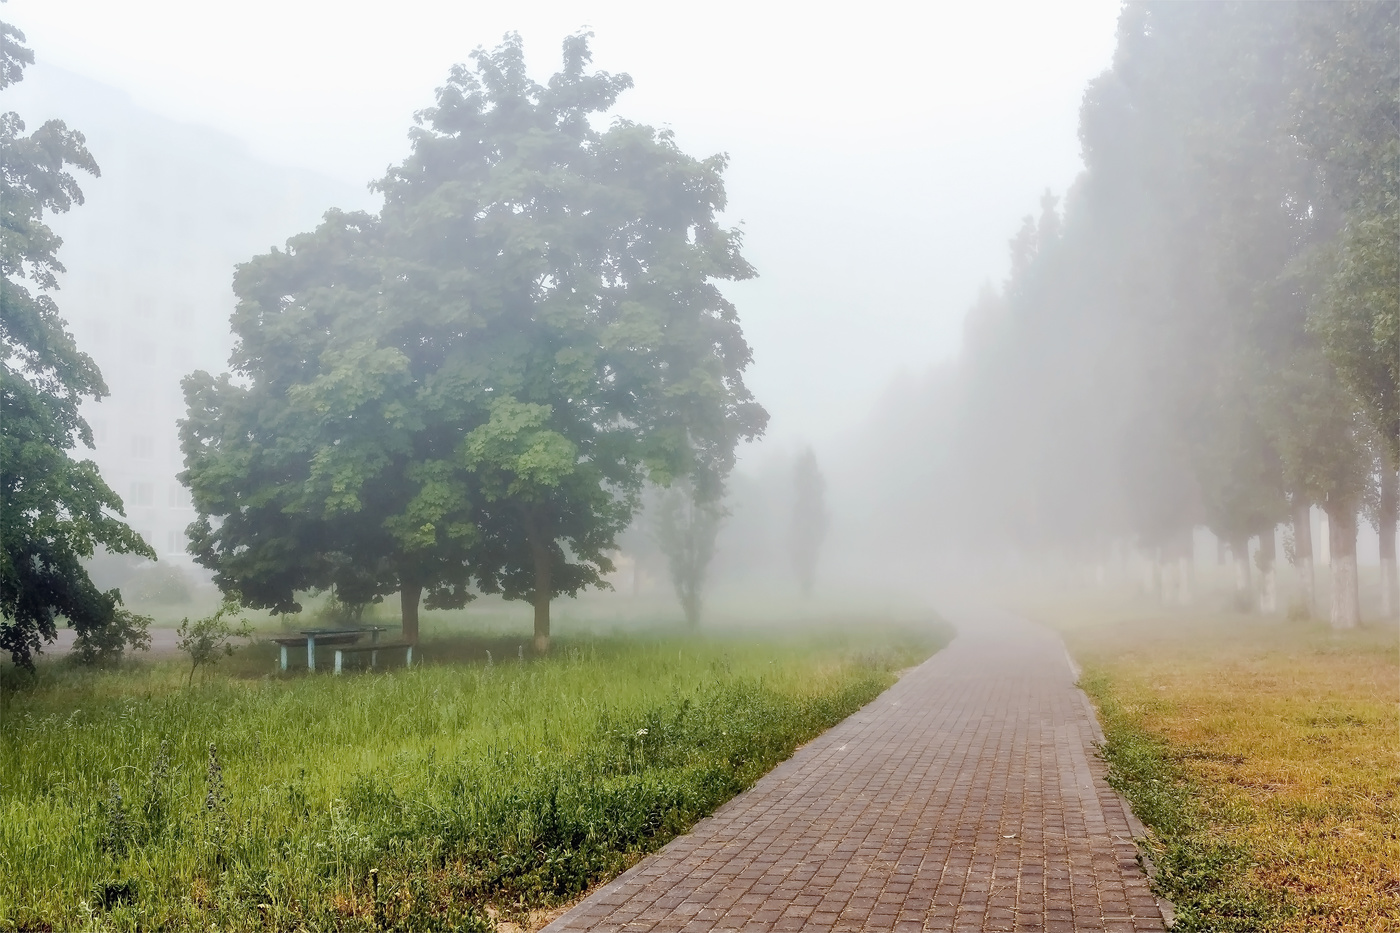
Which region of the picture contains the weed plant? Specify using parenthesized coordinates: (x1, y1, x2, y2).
(0, 623, 945, 931)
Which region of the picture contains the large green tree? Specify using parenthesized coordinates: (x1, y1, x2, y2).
(182, 34, 766, 650)
(0, 19, 153, 667)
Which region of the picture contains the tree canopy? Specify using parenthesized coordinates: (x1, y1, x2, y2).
(181, 34, 766, 649)
(0, 19, 154, 667)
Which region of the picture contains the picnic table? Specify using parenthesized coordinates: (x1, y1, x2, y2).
(272, 626, 386, 672)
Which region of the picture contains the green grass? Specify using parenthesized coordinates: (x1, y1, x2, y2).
(0, 620, 947, 931)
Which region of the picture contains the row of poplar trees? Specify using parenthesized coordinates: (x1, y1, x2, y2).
(950, 2, 1397, 628)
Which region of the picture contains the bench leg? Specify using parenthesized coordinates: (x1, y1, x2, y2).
(406, 645, 414, 667)
(334, 649, 343, 675)
(370, 649, 378, 670)
(280, 645, 288, 671)
(307, 636, 316, 672)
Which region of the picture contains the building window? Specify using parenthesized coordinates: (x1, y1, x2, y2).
(132, 435, 154, 459)
(166, 530, 181, 553)
(130, 482, 154, 507)
(168, 484, 191, 508)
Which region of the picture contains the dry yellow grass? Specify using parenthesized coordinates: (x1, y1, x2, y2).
(1038, 599, 1398, 932)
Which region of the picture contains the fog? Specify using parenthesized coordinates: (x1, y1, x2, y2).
(12, 0, 1118, 445)
(6, 1, 1396, 628)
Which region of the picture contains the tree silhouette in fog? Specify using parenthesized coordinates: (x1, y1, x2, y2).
(651, 477, 724, 627)
(789, 448, 827, 597)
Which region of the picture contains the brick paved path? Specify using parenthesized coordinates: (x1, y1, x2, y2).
(544, 610, 1169, 933)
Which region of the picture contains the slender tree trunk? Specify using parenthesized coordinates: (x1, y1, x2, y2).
(1161, 555, 1178, 605)
(525, 510, 552, 654)
(401, 581, 422, 644)
(1173, 528, 1194, 606)
(1292, 499, 1314, 618)
(1232, 536, 1252, 610)
(1379, 467, 1398, 620)
(1318, 511, 1331, 565)
(1144, 551, 1161, 602)
(1326, 503, 1360, 630)
(1256, 526, 1277, 614)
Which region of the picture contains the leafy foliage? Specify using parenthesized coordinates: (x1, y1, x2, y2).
(0, 17, 154, 667)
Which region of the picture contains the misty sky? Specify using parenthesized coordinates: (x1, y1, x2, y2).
(12, 0, 1119, 449)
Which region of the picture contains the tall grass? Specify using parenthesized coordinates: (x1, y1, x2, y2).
(0, 622, 945, 931)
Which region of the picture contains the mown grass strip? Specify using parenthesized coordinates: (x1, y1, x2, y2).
(1063, 605, 1400, 933)
(1081, 667, 1290, 932)
(1, 623, 947, 932)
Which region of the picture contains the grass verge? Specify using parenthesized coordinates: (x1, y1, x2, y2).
(0, 620, 947, 932)
(1056, 606, 1398, 933)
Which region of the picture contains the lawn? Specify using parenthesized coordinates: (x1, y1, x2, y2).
(1044, 600, 1398, 932)
(0, 617, 947, 932)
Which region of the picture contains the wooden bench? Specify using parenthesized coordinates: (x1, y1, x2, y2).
(333, 641, 416, 674)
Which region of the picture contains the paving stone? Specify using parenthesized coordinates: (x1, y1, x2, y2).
(544, 611, 1170, 932)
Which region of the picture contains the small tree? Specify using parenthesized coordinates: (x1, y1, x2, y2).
(651, 478, 724, 627)
(789, 448, 828, 597)
(175, 602, 253, 685)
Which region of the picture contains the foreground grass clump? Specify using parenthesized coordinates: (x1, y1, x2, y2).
(0, 623, 945, 931)
(1058, 608, 1398, 933)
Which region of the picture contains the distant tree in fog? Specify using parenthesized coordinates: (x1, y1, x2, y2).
(0, 20, 154, 668)
(651, 478, 724, 627)
(181, 34, 767, 650)
(789, 448, 827, 597)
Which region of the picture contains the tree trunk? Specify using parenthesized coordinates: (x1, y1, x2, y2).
(1161, 555, 1177, 605)
(1326, 503, 1360, 630)
(1256, 526, 1277, 614)
(526, 511, 552, 654)
(1232, 536, 1252, 610)
(1143, 551, 1161, 602)
(401, 581, 422, 644)
(1173, 528, 1193, 606)
(1380, 467, 1398, 620)
(1292, 499, 1314, 618)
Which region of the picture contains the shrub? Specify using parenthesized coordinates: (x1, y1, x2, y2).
(175, 602, 254, 685)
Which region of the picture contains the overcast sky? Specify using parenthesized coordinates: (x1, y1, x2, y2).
(10, 0, 1120, 449)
